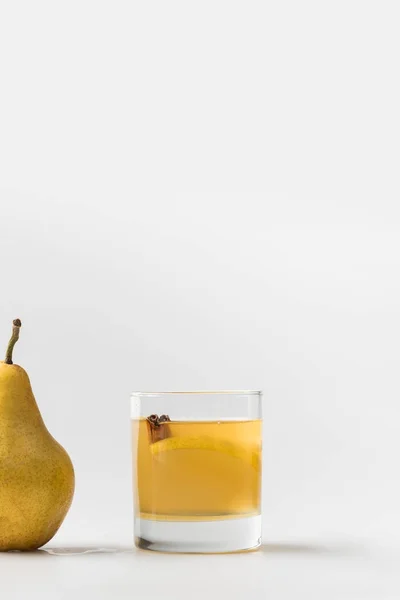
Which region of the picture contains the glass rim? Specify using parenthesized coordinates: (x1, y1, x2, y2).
(130, 390, 262, 397)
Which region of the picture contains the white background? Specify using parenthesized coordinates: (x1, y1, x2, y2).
(1, 1, 400, 598)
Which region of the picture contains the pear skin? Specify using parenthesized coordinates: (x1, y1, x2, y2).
(0, 320, 74, 550)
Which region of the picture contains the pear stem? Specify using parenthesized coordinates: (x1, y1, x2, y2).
(5, 319, 22, 365)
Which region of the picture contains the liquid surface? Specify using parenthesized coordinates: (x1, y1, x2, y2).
(132, 419, 262, 521)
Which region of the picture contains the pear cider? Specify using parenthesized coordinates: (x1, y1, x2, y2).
(132, 418, 261, 520)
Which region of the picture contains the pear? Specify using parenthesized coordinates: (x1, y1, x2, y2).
(0, 319, 74, 550)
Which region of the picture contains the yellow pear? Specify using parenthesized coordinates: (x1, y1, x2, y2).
(0, 319, 74, 550)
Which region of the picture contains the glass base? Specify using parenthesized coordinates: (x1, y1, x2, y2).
(135, 515, 261, 553)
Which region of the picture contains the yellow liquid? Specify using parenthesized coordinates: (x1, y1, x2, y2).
(132, 419, 262, 521)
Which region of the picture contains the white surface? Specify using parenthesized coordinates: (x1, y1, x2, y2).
(1, 0, 400, 597)
(1, 539, 400, 600)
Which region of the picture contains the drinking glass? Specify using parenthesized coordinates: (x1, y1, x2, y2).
(131, 391, 262, 553)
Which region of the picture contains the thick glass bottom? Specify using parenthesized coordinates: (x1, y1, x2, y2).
(135, 514, 261, 553)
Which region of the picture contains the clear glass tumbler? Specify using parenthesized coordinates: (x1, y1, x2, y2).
(131, 391, 262, 553)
